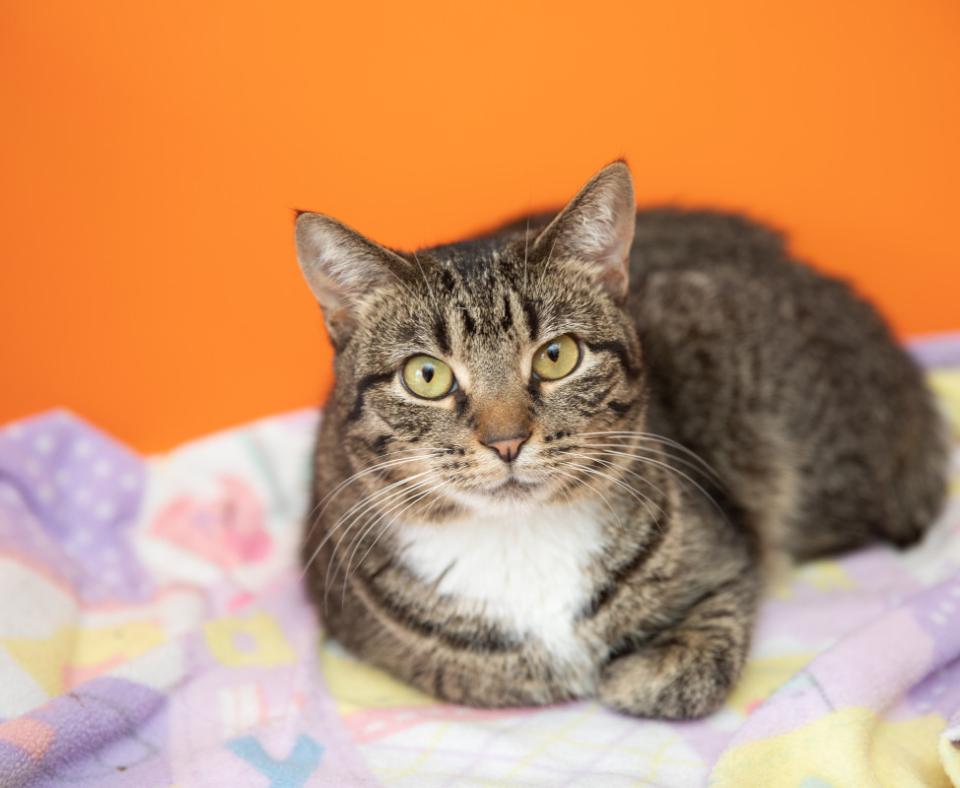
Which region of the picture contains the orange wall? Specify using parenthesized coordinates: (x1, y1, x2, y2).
(2, 1, 958, 452)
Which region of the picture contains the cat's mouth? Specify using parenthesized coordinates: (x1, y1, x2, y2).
(486, 476, 539, 498)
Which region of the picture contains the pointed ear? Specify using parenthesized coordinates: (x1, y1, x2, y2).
(533, 161, 636, 302)
(295, 212, 409, 346)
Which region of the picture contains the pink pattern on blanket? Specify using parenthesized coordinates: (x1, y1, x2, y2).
(149, 475, 272, 566)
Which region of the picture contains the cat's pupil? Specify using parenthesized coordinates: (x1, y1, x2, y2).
(547, 344, 560, 363)
(422, 364, 435, 383)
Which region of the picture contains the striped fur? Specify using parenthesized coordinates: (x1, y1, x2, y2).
(296, 163, 947, 719)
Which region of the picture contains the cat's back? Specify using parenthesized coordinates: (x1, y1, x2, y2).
(625, 207, 910, 388)
(625, 207, 947, 559)
(625, 207, 886, 395)
(630, 207, 790, 275)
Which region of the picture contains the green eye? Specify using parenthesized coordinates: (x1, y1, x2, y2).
(532, 334, 580, 381)
(402, 355, 455, 399)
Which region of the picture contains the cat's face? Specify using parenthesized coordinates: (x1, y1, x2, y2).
(297, 162, 644, 519)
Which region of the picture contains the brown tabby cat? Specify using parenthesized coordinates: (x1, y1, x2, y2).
(294, 162, 947, 719)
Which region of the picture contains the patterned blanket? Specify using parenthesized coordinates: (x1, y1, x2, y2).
(1, 336, 959, 787)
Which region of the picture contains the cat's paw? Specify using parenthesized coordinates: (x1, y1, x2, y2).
(597, 635, 741, 720)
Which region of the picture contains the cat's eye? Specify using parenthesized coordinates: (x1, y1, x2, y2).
(402, 355, 456, 400)
(531, 334, 581, 381)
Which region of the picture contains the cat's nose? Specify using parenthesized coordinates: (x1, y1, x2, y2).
(481, 433, 530, 463)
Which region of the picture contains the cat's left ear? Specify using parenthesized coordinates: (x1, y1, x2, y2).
(533, 161, 636, 302)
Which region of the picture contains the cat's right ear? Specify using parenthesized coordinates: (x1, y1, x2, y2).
(295, 212, 408, 347)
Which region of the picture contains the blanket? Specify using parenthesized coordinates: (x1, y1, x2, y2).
(1, 336, 959, 787)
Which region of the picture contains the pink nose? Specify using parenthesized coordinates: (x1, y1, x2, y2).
(483, 434, 529, 463)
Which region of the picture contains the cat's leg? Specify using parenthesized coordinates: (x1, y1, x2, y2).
(597, 572, 757, 719)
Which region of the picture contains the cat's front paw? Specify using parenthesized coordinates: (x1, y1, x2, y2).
(597, 633, 742, 720)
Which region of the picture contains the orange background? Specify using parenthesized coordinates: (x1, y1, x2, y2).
(2, 1, 958, 452)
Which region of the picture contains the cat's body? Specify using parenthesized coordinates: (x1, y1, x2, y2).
(296, 164, 947, 718)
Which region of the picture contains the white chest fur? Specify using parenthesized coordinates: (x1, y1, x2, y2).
(397, 500, 606, 667)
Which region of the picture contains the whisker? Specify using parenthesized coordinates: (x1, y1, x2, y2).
(339, 481, 445, 607)
(321, 471, 435, 564)
(412, 250, 438, 303)
(577, 431, 724, 486)
(536, 233, 559, 294)
(577, 442, 721, 488)
(377, 255, 421, 303)
(303, 450, 442, 541)
(559, 457, 666, 528)
(580, 447, 730, 525)
(577, 430, 722, 472)
(301, 468, 434, 582)
(563, 451, 668, 523)
(304, 450, 429, 531)
(352, 480, 449, 577)
(556, 459, 662, 526)
(340, 478, 437, 577)
(550, 466, 625, 531)
(321, 475, 439, 612)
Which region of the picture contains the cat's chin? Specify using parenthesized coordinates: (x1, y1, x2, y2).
(443, 475, 553, 515)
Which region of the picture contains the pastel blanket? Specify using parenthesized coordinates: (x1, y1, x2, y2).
(1, 336, 959, 787)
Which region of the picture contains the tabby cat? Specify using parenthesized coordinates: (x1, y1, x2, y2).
(294, 162, 947, 719)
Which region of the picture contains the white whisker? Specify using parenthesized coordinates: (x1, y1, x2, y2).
(577, 431, 724, 485)
(559, 458, 664, 527)
(577, 442, 721, 488)
(339, 481, 445, 607)
(353, 480, 449, 576)
(563, 451, 668, 523)
(556, 459, 661, 525)
(412, 250, 438, 303)
(303, 450, 442, 541)
(302, 468, 434, 583)
(551, 466, 624, 531)
(580, 447, 729, 525)
(321, 475, 439, 611)
(536, 233, 559, 294)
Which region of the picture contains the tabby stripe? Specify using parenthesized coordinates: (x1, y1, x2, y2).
(684, 622, 736, 635)
(434, 316, 451, 355)
(356, 570, 519, 653)
(607, 398, 638, 415)
(684, 576, 742, 614)
(461, 308, 477, 335)
(453, 388, 469, 418)
(526, 378, 543, 404)
(439, 268, 456, 292)
(608, 578, 745, 659)
(348, 371, 394, 422)
(370, 434, 392, 454)
(580, 505, 672, 618)
(501, 294, 513, 331)
(433, 664, 446, 699)
(585, 340, 636, 378)
(576, 380, 616, 408)
(522, 299, 540, 340)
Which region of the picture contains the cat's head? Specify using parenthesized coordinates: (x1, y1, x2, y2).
(295, 162, 645, 518)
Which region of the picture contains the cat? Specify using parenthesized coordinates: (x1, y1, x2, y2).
(294, 162, 947, 719)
